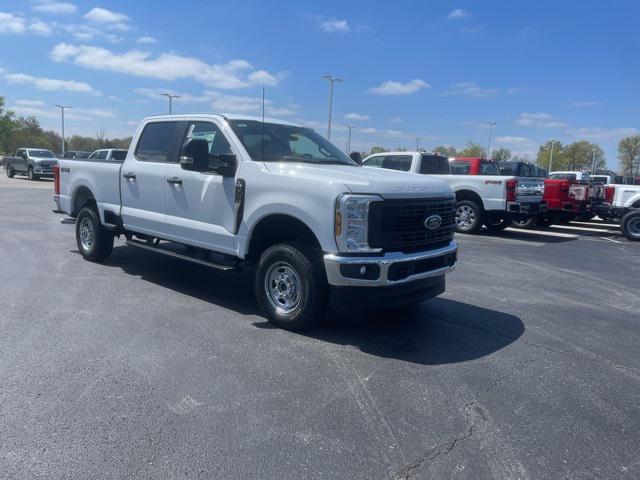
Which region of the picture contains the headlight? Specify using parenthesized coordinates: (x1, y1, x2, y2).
(334, 194, 382, 253)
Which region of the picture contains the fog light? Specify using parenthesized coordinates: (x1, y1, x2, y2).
(360, 266, 367, 276)
(340, 264, 380, 280)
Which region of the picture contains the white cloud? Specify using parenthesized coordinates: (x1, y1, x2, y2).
(448, 8, 470, 19)
(389, 116, 403, 123)
(28, 19, 53, 35)
(570, 101, 601, 108)
(319, 18, 350, 33)
(368, 79, 430, 95)
(4, 72, 100, 95)
(566, 127, 638, 140)
(14, 99, 46, 107)
(32, 1, 77, 15)
(515, 112, 567, 129)
(445, 82, 525, 99)
(0, 12, 26, 34)
(83, 7, 128, 24)
(495, 136, 533, 146)
(345, 112, 370, 121)
(51, 43, 282, 89)
(136, 36, 157, 45)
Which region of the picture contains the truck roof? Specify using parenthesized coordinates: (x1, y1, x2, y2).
(140, 113, 303, 128)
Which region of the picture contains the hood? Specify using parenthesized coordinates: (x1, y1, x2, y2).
(263, 162, 453, 199)
(33, 157, 58, 164)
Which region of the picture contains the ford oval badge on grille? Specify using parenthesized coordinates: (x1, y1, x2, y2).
(424, 214, 442, 230)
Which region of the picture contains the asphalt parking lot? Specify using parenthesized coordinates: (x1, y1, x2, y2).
(1, 174, 639, 480)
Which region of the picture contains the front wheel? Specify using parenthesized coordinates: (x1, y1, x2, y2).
(27, 167, 39, 181)
(621, 210, 640, 241)
(75, 206, 114, 262)
(454, 200, 484, 234)
(255, 242, 328, 331)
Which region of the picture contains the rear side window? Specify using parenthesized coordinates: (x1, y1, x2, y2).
(135, 122, 179, 162)
(479, 161, 499, 175)
(111, 150, 127, 161)
(420, 154, 451, 174)
(451, 162, 471, 175)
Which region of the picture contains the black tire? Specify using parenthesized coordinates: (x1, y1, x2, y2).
(6, 164, 15, 178)
(484, 216, 510, 231)
(75, 206, 114, 262)
(454, 200, 484, 234)
(255, 242, 328, 331)
(27, 167, 39, 181)
(576, 212, 595, 222)
(620, 210, 640, 241)
(511, 217, 536, 229)
(535, 216, 555, 228)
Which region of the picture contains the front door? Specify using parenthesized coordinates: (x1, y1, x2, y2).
(164, 120, 237, 255)
(120, 121, 181, 237)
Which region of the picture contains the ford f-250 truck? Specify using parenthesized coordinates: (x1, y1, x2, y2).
(361, 152, 546, 233)
(590, 183, 640, 240)
(5, 148, 58, 180)
(54, 114, 458, 330)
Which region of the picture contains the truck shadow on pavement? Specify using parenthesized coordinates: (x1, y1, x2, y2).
(103, 244, 524, 366)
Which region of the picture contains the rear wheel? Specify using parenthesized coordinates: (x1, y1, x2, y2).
(255, 242, 328, 331)
(5, 164, 15, 178)
(484, 215, 509, 231)
(454, 200, 483, 234)
(75, 206, 114, 261)
(620, 210, 640, 241)
(511, 217, 536, 229)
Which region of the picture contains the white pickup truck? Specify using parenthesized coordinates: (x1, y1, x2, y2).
(362, 152, 546, 233)
(590, 183, 640, 240)
(54, 114, 459, 330)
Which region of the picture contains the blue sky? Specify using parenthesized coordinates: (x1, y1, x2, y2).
(1, 0, 638, 168)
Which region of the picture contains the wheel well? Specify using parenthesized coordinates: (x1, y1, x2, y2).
(247, 215, 322, 262)
(72, 186, 96, 216)
(455, 190, 485, 210)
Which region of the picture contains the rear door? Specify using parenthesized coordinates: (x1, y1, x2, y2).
(120, 121, 182, 237)
(163, 120, 237, 254)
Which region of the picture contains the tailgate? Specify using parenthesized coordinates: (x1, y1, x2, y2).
(515, 177, 545, 203)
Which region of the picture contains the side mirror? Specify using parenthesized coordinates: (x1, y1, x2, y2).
(212, 153, 237, 178)
(181, 138, 209, 171)
(350, 151, 363, 165)
(21, 152, 28, 159)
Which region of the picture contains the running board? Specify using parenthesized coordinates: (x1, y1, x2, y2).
(125, 239, 236, 271)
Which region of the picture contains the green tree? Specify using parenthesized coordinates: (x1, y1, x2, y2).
(458, 141, 486, 157)
(563, 141, 605, 171)
(491, 147, 512, 161)
(434, 145, 457, 157)
(618, 135, 640, 176)
(536, 140, 565, 171)
(369, 146, 387, 155)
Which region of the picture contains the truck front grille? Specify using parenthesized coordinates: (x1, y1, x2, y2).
(368, 198, 456, 252)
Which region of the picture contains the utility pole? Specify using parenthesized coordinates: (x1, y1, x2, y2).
(548, 140, 555, 172)
(591, 149, 597, 174)
(161, 93, 181, 114)
(346, 125, 356, 153)
(416, 137, 423, 151)
(55, 105, 71, 155)
(322, 75, 342, 140)
(487, 121, 496, 159)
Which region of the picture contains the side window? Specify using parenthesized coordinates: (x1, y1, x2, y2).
(16, 149, 24, 157)
(383, 155, 412, 172)
(111, 150, 127, 161)
(182, 122, 232, 158)
(135, 121, 179, 162)
(89, 151, 98, 159)
(451, 162, 471, 175)
(95, 150, 108, 160)
(363, 155, 385, 168)
(420, 155, 451, 174)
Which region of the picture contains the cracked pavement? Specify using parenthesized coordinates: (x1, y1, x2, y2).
(1, 176, 639, 479)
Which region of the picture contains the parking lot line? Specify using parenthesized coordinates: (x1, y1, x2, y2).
(549, 224, 618, 233)
(503, 228, 578, 238)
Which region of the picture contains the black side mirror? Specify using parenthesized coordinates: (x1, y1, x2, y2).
(181, 138, 209, 171)
(350, 151, 363, 165)
(21, 152, 28, 159)
(212, 153, 237, 177)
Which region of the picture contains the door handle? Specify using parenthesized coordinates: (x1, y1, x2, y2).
(166, 176, 183, 185)
(123, 172, 136, 180)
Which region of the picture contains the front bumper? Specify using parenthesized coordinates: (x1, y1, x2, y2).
(323, 241, 457, 287)
(34, 167, 54, 175)
(507, 201, 547, 215)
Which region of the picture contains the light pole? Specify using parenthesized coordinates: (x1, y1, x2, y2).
(548, 140, 555, 172)
(416, 137, 423, 151)
(55, 105, 71, 155)
(161, 93, 181, 114)
(486, 121, 496, 159)
(591, 149, 597, 174)
(322, 75, 342, 140)
(346, 125, 356, 153)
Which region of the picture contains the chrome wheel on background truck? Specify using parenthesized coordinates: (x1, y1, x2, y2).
(455, 201, 483, 234)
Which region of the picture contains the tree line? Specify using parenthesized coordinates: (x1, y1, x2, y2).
(0, 96, 132, 156)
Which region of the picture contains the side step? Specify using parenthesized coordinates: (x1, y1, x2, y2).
(125, 239, 236, 271)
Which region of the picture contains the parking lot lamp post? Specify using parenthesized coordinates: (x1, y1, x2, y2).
(161, 93, 181, 114)
(346, 125, 356, 153)
(416, 137, 422, 151)
(487, 121, 496, 159)
(55, 105, 71, 155)
(322, 75, 342, 140)
(548, 140, 555, 172)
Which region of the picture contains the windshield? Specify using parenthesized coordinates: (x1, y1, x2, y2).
(111, 150, 127, 161)
(29, 149, 55, 158)
(228, 120, 355, 165)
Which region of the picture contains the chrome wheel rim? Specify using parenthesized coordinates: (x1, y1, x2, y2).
(455, 205, 476, 230)
(79, 217, 95, 251)
(264, 261, 302, 314)
(628, 217, 640, 237)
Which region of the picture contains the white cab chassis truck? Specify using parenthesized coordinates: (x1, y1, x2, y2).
(590, 183, 640, 240)
(54, 114, 458, 330)
(362, 152, 546, 233)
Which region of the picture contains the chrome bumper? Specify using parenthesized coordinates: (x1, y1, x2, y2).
(324, 241, 457, 287)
